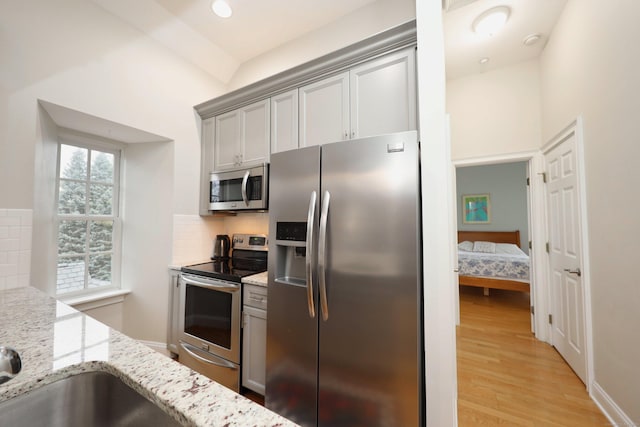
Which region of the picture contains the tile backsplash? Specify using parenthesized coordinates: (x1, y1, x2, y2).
(0, 209, 32, 290)
(171, 213, 269, 267)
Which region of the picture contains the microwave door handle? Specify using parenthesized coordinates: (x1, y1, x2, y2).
(318, 190, 330, 321)
(306, 191, 317, 318)
(241, 170, 250, 206)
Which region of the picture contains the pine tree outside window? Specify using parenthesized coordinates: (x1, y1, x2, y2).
(56, 142, 121, 295)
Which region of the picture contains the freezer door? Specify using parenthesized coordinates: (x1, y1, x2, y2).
(266, 145, 320, 427)
(318, 131, 423, 427)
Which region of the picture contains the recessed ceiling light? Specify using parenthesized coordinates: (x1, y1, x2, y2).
(479, 57, 490, 65)
(211, 0, 232, 18)
(523, 33, 542, 46)
(472, 6, 510, 37)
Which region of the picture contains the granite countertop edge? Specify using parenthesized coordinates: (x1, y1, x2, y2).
(241, 271, 268, 287)
(0, 286, 294, 427)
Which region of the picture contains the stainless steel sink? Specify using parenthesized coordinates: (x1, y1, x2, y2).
(0, 371, 181, 427)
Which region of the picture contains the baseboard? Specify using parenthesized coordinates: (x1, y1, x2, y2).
(138, 339, 170, 357)
(591, 381, 637, 426)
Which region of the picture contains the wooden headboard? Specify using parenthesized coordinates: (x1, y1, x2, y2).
(457, 230, 521, 247)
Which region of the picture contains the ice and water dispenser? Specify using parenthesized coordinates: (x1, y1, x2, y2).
(273, 222, 308, 286)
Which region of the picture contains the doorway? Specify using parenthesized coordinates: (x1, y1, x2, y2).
(453, 155, 539, 333)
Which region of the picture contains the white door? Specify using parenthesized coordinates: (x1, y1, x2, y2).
(545, 133, 587, 383)
(349, 47, 416, 139)
(298, 71, 349, 147)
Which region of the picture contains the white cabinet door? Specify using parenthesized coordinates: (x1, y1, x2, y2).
(299, 72, 349, 148)
(350, 47, 416, 139)
(241, 99, 270, 165)
(214, 100, 270, 171)
(214, 109, 241, 171)
(242, 306, 267, 395)
(271, 89, 299, 154)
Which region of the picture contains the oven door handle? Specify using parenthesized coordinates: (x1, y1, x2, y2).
(241, 170, 250, 206)
(180, 342, 238, 370)
(181, 275, 240, 292)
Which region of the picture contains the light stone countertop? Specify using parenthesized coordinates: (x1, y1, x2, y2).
(0, 286, 296, 427)
(241, 271, 268, 287)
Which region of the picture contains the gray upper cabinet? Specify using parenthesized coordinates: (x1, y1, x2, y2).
(214, 99, 270, 171)
(196, 20, 418, 214)
(298, 47, 416, 148)
(270, 89, 299, 154)
(299, 72, 350, 148)
(350, 47, 416, 139)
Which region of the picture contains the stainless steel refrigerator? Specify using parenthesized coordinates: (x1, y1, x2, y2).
(266, 131, 424, 427)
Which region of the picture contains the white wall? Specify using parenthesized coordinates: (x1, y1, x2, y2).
(456, 162, 529, 253)
(416, 1, 457, 425)
(0, 0, 226, 341)
(227, 0, 416, 91)
(120, 141, 174, 342)
(540, 0, 640, 422)
(0, 0, 225, 213)
(447, 59, 542, 160)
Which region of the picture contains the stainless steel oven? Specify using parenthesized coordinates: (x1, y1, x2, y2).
(179, 234, 268, 392)
(209, 164, 268, 211)
(179, 274, 242, 391)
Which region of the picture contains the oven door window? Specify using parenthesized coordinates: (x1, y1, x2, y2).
(211, 176, 263, 203)
(184, 284, 232, 349)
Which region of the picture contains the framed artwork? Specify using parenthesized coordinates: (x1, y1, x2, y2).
(462, 194, 491, 224)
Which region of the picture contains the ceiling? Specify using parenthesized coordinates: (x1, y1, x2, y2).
(91, 0, 567, 84)
(443, 0, 567, 80)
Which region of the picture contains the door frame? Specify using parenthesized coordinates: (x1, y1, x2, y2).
(542, 116, 593, 390)
(452, 150, 550, 340)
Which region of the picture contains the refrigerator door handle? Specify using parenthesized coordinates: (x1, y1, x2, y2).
(241, 170, 250, 206)
(318, 190, 330, 321)
(305, 191, 317, 318)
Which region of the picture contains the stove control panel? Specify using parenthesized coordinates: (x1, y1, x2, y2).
(232, 234, 268, 251)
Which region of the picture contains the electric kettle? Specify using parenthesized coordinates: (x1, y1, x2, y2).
(212, 234, 231, 260)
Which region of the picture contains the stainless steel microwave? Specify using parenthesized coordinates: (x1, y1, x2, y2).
(209, 164, 268, 211)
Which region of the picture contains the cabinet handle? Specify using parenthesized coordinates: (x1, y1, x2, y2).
(351, 131, 356, 138)
(343, 131, 348, 140)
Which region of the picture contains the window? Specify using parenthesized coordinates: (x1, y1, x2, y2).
(55, 142, 121, 296)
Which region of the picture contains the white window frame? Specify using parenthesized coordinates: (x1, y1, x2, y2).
(54, 131, 123, 297)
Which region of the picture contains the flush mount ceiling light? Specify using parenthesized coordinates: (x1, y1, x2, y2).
(472, 6, 510, 37)
(479, 57, 490, 64)
(211, 0, 232, 18)
(523, 33, 542, 46)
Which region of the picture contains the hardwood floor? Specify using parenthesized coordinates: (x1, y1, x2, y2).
(242, 388, 265, 406)
(457, 286, 610, 426)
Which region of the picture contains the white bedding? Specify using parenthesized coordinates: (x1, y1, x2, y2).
(458, 242, 530, 282)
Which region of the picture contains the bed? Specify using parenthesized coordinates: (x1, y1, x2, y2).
(457, 230, 530, 294)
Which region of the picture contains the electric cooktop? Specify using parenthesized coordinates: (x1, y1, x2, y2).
(181, 258, 266, 283)
(181, 234, 268, 283)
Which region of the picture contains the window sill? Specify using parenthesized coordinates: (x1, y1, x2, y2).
(60, 289, 131, 312)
